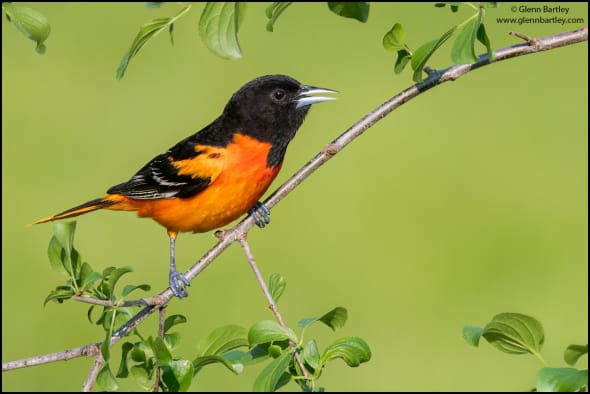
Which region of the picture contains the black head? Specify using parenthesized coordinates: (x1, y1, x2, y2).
(221, 74, 337, 166)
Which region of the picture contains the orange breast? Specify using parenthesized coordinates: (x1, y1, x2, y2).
(109, 134, 281, 233)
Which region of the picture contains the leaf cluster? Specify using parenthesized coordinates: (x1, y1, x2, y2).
(116, 2, 370, 79)
(44, 222, 150, 308)
(43, 222, 371, 391)
(464, 313, 588, 392)
(382, 2, 496, 82)
(3, 2, 506, 83)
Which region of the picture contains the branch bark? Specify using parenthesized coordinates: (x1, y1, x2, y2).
(237, 234, 311, 385)
(2, 26, 587, 375)
(82, 352, 105, 392)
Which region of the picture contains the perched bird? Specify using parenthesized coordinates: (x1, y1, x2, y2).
(34, 74, 337, 298)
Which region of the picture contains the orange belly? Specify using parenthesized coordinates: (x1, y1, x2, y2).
(108, 134, 282, 233)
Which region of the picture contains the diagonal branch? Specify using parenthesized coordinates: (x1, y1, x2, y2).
(2, 26, 587, 374)
(237, 234, 311, 385)
(82, 352, 105, 392)
(152, 305, 168, 392)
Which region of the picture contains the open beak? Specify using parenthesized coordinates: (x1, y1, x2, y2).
(295, 85, 338, 109)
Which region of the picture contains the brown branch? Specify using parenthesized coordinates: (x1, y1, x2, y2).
(2, 26, 587, 376)
(72, 295, 165, 308)
(82, 352, 105, 392)
(2, 343, 101, 371)
(2, 304, 160, 371)
(237, 234, 311, 384)
(152, 306, 168, 392)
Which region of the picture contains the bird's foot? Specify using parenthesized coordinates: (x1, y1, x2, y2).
(249, 201, 271, 228)
(169, 269, 190, 299)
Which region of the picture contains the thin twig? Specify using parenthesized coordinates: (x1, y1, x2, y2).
(82, 352, 105, 392)
(152, 306, 168, 392)
(72, 295, 165, 308)
(237, 234, 286, 326)
(2, 304, 160, 371)
(509, 31, 541, 47)
(3, 26, 587, 374)
(237, 234, 311, 383)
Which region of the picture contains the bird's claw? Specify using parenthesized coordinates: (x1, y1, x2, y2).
(249, 201, 271, 228)
(169, 270, 190, 299)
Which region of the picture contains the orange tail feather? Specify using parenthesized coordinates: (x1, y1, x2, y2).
(33, 198, 117, 225)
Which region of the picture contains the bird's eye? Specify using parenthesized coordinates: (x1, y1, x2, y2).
(272, 88, 286, 101)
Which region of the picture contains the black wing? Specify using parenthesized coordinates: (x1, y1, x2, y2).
(107, 120, 232, 200)
(107, 152, 210, 199)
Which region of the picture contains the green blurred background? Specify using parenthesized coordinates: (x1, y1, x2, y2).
(2, 3, 587, 391)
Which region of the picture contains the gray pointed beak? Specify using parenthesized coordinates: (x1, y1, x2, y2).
(295, 85, 338, 109)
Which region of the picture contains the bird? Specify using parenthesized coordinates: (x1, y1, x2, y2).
(33, 74, 337, 298)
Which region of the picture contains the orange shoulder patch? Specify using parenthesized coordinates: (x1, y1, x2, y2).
(170, 145, 225, 183)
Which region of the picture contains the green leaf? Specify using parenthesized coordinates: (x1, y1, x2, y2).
(130, 365, 152, 390)
(268, 273, 286, 303)
(47, 236, 66, 273)
(145, 2, 166, 8)
(482, 313, 544, 356)
(248, 321, 297, 346)
(70, 248, 83, 281)
(121, 283, 151, 297)
(394, 49, 412, 74)
(197, 324, 248, 356)
(131, 343, 148, 363)
(117, 19, 172, 79)
(53, 221, 76, 253)
(451, 13, 480, 64)
(154, 337, 173, 364)
(253, 351, 292, 392)
(116, 342, 134, 378)
(116, 3, 192, 79)
(476, 22, 495, 61)
(434, 3, 464, 11)
(327, 2, 369, 23)
(319, 307, 347, 330)
(87, 305, 96, 324)
(169, 359, 194, 392)
(164, 332, 181, 349)
(164, 314, 188, 333)
(564, 344, 588, 366)
(193, 354, 243, 375)
(411, 25, 458, 82)
(295, 309, 350, 335)
(536, 368, 588, 392)
(321, 336, 371, 367)
(168, 23, 174, 45)
(3, 3, 50, 54)
(199, 2, 246, 60)
(43, 286, 75, 306)
(268, 344, 282, 358)
(224, 344, 272, 366)
(95, 308, 107, 327)
(463, 325, 484, 347)
(96, 364, 119, 391)
(102, 266, 116, 278)
(265, 2, 292, 32)
(106, 266, 133, 299)
(383, 23, 405, 51)
(303, 339, 321, 371)
(52, 221, 77, 276)
(297, 317, 318, 328)
(80, 263, 101, 291)
(101, 309, 117, 362)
